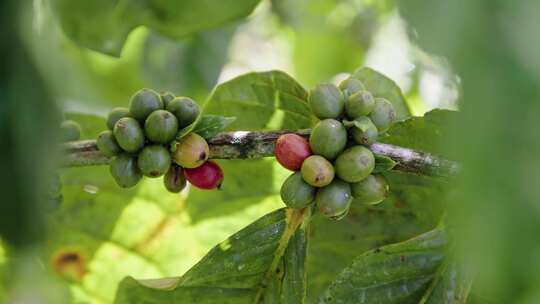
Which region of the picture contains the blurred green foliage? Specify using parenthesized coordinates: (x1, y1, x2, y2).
(3, 0, 537, 303)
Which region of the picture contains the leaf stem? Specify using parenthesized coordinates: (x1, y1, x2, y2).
(62, 130, 459, 177)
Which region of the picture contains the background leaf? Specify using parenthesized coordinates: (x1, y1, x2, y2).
(49, 0, 262, 56)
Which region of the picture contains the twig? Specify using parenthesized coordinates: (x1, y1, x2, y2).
(62, 129, 459, 177)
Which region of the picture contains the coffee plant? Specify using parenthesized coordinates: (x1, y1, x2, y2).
(2, 1, 539, 304)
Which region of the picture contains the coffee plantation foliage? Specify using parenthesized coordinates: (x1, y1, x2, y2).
(3, 0, 540, 304)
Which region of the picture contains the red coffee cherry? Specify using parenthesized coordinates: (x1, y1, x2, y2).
(184, 160, 224, 190)
(275, 134, 312, 171)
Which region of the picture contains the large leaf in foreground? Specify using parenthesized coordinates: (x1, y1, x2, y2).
(115, 208, 310, 303)
(49, 0, 261, 56)
(319, 228, 447, 304)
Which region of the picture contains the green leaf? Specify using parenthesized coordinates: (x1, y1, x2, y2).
(373, 154, 397, 173)
(381, 109, 458, 158)
(319, 228, 447, 304)
(352, 67, 411, 120)
(49, 0, 262, 56)
(192, 115, 237, 139)
(419, 258, 473, 304)
(343, 119, 371, 132)
(202, 70, 312, 131)
(114, 208, 310, 303)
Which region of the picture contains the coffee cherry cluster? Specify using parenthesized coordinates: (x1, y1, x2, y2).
(276, 77, 395, 220)
(96, 89, 223, 191)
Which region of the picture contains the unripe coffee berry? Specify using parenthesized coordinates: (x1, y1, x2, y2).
(316, 179, 352, 218)
(113, 117, 145, 153)
(345, 90, 375, 119)
(184, 160, 224, 190)
(339, 78, 365, 98)
(160, 92, 175, 108)
(369, 98, 396, 133)
(173, 133, 209, 168)
(280, 172, 316, 209)
(351, 174, 389, 205)
(275, 134, 312, 171)
(163, 164, 186, 193)
(144, 110, 178, 144)
(129, 88, 164, 122)
(61, 120, 81, 142)
(97, 130, 121, 157)
(334, 146, 375, 183)
(137, 145, 171, 178)
(309, 119, 347, 160)
(167, 97, 200, 129)
(301, 155, 335, 187)
(308, 84, 345, 119)
(349, 116, 378, 146)
(106, 107, 130, 130)
(110, 154, 142, 188)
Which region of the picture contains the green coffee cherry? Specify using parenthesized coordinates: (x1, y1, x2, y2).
(309, 119, 347, 160)
(301, 155, 335, 187)
(167, 97, 200, 129)
(173, 133, 209, 168)
(369, 98, 396, 133)
(308, 84, 345, 119)
(160, 92, 175, 108)
(316, 179, 352, 218)
(110, 154, 142, 188)
(144, 110, 179, 144)
(129, 88, 164, 122)
(351, 174, 389, 205)
(113, 117, 145, 153)
(329, 205, 350, 221)
(339, 78, 365, 98)
(97, 130, 121, 157)
(345, 90, 375, 119)
(137, 145, 171, 178)
(61, 120, 81, 141)
(335, 146, 375, 183)
(106, 107, 130, 130)
(163, 164, 186, 193)
(350, 116, 378, 146)
(280, 172, 316, 209)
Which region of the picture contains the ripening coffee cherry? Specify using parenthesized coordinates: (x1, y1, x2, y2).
(166, 97, 200, 129)
(184, 160, 224, 190)
(345, 90, 375, 119)
(280, 172, 316, 209)
(129, 88, 164, 122)
(275, 134, 312, 171)
(351, 174, 389, 205)
(160, 92, 175, 108)
(137, 145, 171, 178)
(308, 84, 345, 119)
(97, 130, 122, 157)
(113, 117, 145, 153)
(144, 110, 179, 144)
(369, 98, 396, 133)
(301, 155, 335, 187)
(61, 120, 81, 142)
(309, 119, 347, 160)
(316, 179, 352, 218)
(173, 133, 209, 168)
(338, 78, 365, 98)
(334, 146, 375, 183)
(110, 154, 142, 188)
(163, 164, 186, 193)
(350, 116, 378, 146)
(106, 107, 130, 130)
